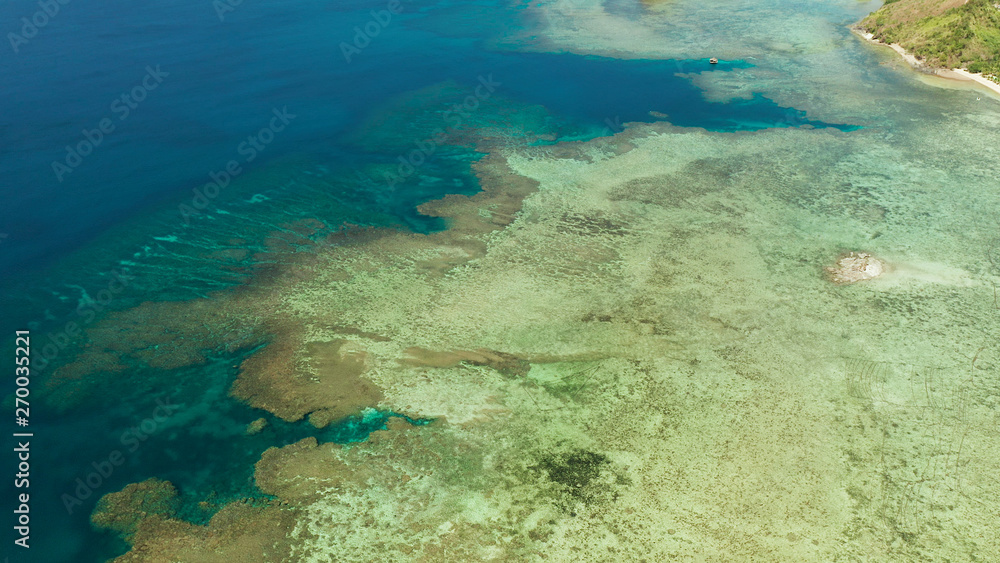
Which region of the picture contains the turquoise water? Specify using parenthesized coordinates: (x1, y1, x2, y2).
(21, 346, 428, 561)
(0, 0, 863, 560)
(0, 0, 853, 282)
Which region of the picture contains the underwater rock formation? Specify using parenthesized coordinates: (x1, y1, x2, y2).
(826, 252, 886, 284)
(92, 478, 298, 562)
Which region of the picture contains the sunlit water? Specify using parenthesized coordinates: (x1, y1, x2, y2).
(2, 0, 998, 560)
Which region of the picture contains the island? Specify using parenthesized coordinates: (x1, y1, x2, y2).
(857, 0, 1000, 93)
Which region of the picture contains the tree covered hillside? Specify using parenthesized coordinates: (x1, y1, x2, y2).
(861, 0, 1000, 80)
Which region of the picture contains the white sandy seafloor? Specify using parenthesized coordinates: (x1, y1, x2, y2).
(93, 0, 1000, 561)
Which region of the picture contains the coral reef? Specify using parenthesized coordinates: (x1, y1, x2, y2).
(246, 418, 268, 435)
(98, 118, 1000, 560)
(71, 19, 1000, 557)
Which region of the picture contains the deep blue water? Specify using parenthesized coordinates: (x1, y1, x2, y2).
(0, 0, 857, 560)
(0, 0, 853, 279)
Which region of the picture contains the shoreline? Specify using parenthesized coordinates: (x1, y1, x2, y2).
(853, 28, 1000, 97)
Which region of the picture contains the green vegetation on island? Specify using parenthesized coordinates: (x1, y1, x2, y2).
(861, 0, 1000, 81)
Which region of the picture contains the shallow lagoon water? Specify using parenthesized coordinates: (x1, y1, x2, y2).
(2, 0, 999, 561)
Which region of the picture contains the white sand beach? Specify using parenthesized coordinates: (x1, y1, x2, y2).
(856, 29, 1000, 97)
